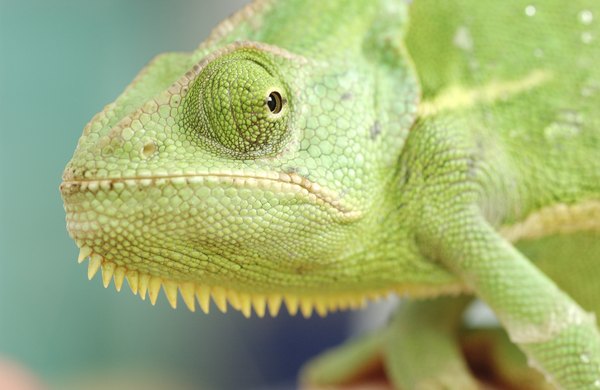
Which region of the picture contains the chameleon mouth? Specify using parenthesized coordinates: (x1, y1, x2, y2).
(75, 247, 392, 318)
(60, 171, 360, 220)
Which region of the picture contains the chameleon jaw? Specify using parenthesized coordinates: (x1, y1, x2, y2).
(76, 246, 386, 318)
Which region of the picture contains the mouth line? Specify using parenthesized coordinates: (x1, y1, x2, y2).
(61, 171, 359, 218)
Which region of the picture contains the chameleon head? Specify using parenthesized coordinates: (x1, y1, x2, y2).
(60, 39, 420, 317)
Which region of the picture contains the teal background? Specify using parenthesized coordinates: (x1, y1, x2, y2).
(0, 1, 354, 389)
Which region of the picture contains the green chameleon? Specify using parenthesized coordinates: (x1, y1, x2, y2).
(60, 0, 600, 388)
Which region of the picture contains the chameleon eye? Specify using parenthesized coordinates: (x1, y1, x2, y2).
(184, 49, 291, 158)
(266, 91, 284, 114)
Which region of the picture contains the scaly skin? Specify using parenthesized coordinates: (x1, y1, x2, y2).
(61, 0, 600, 388)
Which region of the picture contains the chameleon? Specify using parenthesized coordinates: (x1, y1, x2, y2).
(60, 0, 600, 388)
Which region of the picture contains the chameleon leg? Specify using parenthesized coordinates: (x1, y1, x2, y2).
(426, 211, 600, 389)
(301, 297, 480, 390)
(384, 296, 479, 390)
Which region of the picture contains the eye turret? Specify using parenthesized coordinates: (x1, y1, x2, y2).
(184, 49, 291, 158)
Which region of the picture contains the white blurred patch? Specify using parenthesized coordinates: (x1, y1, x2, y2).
(349, 297, 501, 335)
(349, 295, 400, 334)
(464, 299, 500, 327)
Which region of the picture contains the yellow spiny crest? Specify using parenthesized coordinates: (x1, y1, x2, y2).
(77, 249, 402, 318)
(113, 267, 126, 292)
(268, 295, 283, 317)
(148, 276, 162, 305)
(101, 262, 115, 288)
(87, 254, 102, 280)
(180, 282, 196, 312)
(163, 280, 178, 309)
(196, 285, 211, 313)
(126, 270, 139, 294)
(139, 274, 151, 300)
(78, 246, 92, 264)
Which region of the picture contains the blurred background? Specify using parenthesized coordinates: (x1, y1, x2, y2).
(0, 1, 393, 389)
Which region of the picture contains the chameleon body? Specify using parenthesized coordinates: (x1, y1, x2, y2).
(61, 0, 600, 388)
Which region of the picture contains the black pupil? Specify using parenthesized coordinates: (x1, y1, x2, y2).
(267, 91, 282, 113)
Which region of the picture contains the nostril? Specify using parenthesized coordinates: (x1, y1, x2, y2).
(141, 141, 157, 159)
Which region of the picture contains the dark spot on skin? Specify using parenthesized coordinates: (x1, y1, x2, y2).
(142, 142, 158, 158)
(467, 139, 484, 179)
(476, 139, 485, 152)
(284, 166, 300, 174)
(369, 121, 382, 140)
(467, 157, 477, 179)
(341, 92, 353, 101)
(398, 165, 410, 187)
(78, 169, 97, 178)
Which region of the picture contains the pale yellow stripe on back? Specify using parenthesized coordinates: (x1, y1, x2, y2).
(419, 69, 553, 117)
(500, 200, 600, 242)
